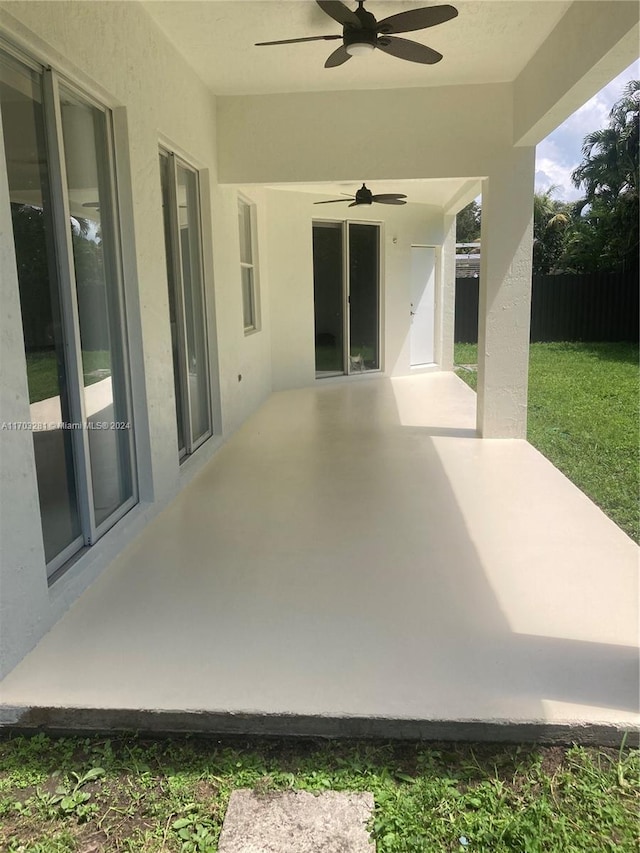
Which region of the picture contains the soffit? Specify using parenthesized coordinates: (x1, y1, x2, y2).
(141, 0, 572, 96)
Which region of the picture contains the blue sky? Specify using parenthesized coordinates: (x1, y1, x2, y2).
(535, 60, 640, 201)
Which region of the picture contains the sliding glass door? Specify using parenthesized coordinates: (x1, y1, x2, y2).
(0, 48, 136, 575)
(159, 149, 211, 459)
(312, 220, 380, 377)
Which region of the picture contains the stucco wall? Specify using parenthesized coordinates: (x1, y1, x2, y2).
(211, 184, 273, 435)
(0, 0, 273, 676)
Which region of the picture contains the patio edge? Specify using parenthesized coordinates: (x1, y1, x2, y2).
(0, 706, 637, 747)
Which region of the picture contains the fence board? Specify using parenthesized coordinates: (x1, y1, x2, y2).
(455, 272, 639, 343)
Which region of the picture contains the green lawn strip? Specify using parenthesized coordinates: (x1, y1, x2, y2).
(453, 342, 479, 367)
(26, 351, 111, 405)
(0, 735, 638, 852)
(453, 342, 639, 541)
(24, 353, 63, 406)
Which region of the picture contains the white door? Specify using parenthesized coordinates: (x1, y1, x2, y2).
(410, 246, 436, 366)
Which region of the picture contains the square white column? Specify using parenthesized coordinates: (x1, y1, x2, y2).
(477, 148, 535, 438)
(437, 214, 456, 371)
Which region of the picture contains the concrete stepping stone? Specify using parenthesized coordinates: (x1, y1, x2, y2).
(217, 789, 375, 852)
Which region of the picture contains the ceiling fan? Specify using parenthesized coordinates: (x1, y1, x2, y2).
(256, 0, 458, 68)
(314, 184, 407, 207)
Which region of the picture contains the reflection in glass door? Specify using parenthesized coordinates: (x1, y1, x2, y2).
(312, 220, 380, 377)
(348, 223, 379, 372)
(312, 221, 344, 377)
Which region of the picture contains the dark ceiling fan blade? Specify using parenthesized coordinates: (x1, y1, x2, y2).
(373, 198, 407, 205)
(371, 193, 408, 201)
(325, 44, 352, 67)
(316, 0, 362, 28)
(255, 34, 342, 46)
(376, 4, 458, 35)
(313, 198, 354, 204)
(348, 201, 361, 207)
(377, 36, 443, 64)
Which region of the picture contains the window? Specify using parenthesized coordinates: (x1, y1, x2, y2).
(0, 49, 136, 576)
(159, 149, 211, 459)
(238, 196, 258, 332)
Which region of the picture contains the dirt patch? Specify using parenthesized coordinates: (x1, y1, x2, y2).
(539, 745, 567, 777)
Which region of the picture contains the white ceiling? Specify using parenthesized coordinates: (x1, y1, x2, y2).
(142, 0, 572, 96)
(267, 178, 480, 206)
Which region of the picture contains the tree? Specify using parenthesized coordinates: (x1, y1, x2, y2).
(456, 200, 481, 243)
(532, 188, 572, 274)
(566, 80, 639, 272)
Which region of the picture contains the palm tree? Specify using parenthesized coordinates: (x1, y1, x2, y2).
(572, 80, 639, 204)
(532, 187, 571, 274)
(568, 80, 639, 271)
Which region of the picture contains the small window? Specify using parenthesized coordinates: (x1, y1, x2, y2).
(159, 149, 212, 459)
(238, 197, 259, 332)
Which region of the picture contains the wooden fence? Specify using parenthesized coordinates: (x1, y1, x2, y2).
(455, 271, 639, 343)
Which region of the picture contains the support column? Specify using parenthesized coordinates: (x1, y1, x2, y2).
(437, 214, 456, 371)
(477, 147, 535, 438)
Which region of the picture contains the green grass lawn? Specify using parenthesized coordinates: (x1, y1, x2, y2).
(0, 734, 638, 852)
(26, 351, 111, 404)
(454, 342, 639, 542)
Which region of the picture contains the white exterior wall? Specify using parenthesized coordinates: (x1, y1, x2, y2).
(265, 188, 445, 390)
(0, 0, 273, 677)
(211, 184, 272, 435)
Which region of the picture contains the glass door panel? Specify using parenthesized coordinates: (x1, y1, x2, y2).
(0, 54, 83, 565)
(176, 164, 210, 446)
(313, 221, 344, 376)
(348, 223, 379, 372)
(159, 151, 187, 456)
(59, 87, 133, 529)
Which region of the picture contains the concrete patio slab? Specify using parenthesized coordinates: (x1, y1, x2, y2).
(217, 790, 375, 853)
(0, 373, 637, 742)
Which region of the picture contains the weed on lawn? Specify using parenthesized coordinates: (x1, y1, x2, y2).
(1, 734, 638, 852)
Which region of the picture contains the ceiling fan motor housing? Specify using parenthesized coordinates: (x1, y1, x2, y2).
(343, 3, 377, 50)
(343, 25, 377, 51)
(355, 184, 374, 204)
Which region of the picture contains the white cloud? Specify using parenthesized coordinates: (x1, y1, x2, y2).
(535, 60, 639, 201)
(535, 161, 582, 202)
